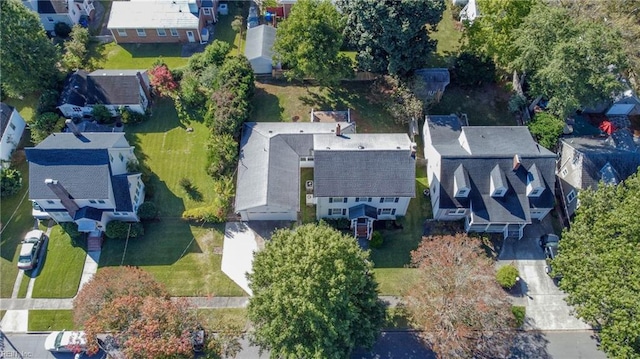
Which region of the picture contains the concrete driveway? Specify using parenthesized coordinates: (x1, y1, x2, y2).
(499, 221, 591, 331)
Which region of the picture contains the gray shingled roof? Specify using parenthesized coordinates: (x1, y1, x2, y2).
(415, 68, 450, 92)
(425, 115, 556, 224)
(0, 102, 14, 139)
(59, 70, 147, 108)
(111, 175, 133, 212)
(314, 134, 415, 197)
(36, 132, 127, 149)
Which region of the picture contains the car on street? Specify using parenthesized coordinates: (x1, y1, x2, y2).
(44, 330, 87, 353)
(17, 229, 46, 270)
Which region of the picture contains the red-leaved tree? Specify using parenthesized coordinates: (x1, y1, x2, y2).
(404, 234, 516, 359)
(149, 64, 178, 97)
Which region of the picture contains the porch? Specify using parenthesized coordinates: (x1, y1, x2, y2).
(349, 204, 377, 241)
(465, 217, 526, 240)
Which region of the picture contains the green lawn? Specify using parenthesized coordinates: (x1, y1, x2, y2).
(4, 94, 39, 123)
(384, 306, 412, 329)
(214, 3, 246, 55)
(98, 99, 244, 296)
(0, 158, 34, 298)
(429, 84, 515, 126)
(90, 42, 189, 70)
(197, 308, 249, 331)
(17, 273, 29, 298)
(32, 226, 86, 298)
(299, 168, 316, 224)
(28, 310, 75, 331)
(427, 2, 464, 67)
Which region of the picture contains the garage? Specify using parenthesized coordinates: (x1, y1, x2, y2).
(242, 210, 297, 222)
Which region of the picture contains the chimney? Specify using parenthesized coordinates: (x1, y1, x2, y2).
(45, 179, 80, 217)
(136, 72, 152, 105)
(65, 119, 82, 137)
(513, 154, 522, 171)
(336, 124, 341, 136)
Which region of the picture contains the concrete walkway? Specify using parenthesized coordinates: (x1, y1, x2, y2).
(77, 251, 100, 295)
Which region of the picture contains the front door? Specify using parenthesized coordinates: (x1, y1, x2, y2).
(186, 31, 195, 43)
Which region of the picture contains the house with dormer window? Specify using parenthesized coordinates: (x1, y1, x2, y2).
(25, 130, 144, 234)
(423, 115, 556, 239)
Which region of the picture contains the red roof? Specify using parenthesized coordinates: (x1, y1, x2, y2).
(266, 7, 284, 17)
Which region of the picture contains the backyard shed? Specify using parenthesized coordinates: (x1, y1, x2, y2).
(245, 25, 277, 74)
(415, 68, 451, 103)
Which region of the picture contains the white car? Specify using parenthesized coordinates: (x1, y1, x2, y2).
(17, 229, 46, 270)
(44, 331, 87, 353)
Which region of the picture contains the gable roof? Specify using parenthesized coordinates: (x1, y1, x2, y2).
(26, 133, 131, 201)
(37, 0, 68, 14)
(245, 25, 276, 61)
(313, 134, 415, 197)
(59, 70, 147, 108)
(0, 103, 15, 139)
(108, 0, 200, 29)
(425, 115, 556, 224)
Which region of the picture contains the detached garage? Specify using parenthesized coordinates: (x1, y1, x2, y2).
(245, 25, 276, 74)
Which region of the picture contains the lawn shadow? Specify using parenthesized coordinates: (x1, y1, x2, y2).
(185, 185, 204, 202)
(127, 99, 184, 134)
(86, 40, 109, 71)
(250, 86, 284, 122)
(510, 330, 552, 359)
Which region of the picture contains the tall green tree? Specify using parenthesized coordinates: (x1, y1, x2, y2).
(510, 4, 627, 118)
(338, 0, 445, 76)
(464, 0, 538, 71)
(527, 112, 565, 150)
(0, 0, 60, 98)
(273, 0, 353, 86)
(553, 171, 640, 359)
(62, 25, 90, 71)
(247, 223, 385, 358)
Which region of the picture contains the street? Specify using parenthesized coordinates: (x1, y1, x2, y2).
(3, 330, 605, 359)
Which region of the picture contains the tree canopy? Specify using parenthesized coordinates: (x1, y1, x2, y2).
(553, 171, 640, 359)
(339, 0, 445, 76)
(247, 223, 385, 358)
(0, 0, 60, 98)
(510, 4, 627, 118)
(273, 0, 353, 86)
(405, 234, 515, 359)
(527, 112, 565, 150)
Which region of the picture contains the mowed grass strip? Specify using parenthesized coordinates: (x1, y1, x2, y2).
(32, 226, 86, 298)
(28, 310, 75, 331)
(92, 42, 189, 70)
(0, 158, 35, 298)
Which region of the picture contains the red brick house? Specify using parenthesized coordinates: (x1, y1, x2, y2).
(107, 0, 217, 44)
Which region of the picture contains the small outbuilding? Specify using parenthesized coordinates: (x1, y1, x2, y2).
(245, 25, 277, 74)
(415, 68, 451, 103)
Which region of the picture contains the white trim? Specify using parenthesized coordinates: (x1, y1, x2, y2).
(136, 29, 146, 37)
(157, 28, 167, 37)
(117, 29, 127, 37)
(567, 190, 576, 203)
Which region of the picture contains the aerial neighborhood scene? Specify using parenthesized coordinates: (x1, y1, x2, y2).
(1, 0, 639, 358)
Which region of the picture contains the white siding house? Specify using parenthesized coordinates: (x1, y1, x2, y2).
(0, 103, 27, 167)
(23, 0, 94, 32)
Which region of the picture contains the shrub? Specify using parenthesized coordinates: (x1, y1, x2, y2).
(181, 205, 226, 223)
(91, 104, 114, 124)
(511, 306, 526, 328)
(54, 22, 72, 38)
(1, 168, 22, 197)
(31, 112, 65, 143)
(508, 94, 527, 114)
(496, 264, 520, 289)
(37, 90, 60, 115)
(149, 64, 178, 97)
(119, 107, 148, 124)
(105, 221, 144, 239)
(206, 133, 238, 177)
(527, 112, 565, 150)
(322, 218, 350, 230)
(61, 25, 91, 71)
(137, 202, 158, 220)
(370, 231, 384, 248)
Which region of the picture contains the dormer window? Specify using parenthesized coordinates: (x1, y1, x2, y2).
(527, 164, 544, 197)
(490, 165, 507, 198)
(454, 164, 470, 198)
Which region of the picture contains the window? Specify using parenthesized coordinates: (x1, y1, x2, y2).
(447, 208, 466, 215)
(89, 200, 97, 204)
(203, 8, 211, 15)
(47, 200, 55, 204)
(157, 28, 166, 37)
(356, 197, 372, 202)
(377, 208, 396, 215)
(380, 197, 399, 203)
(117, 29, 127, 37)
(530, 189, 540, 196)
(567, 190, 576, 203)
(329, 208, 345, 215)
(119, 153, 124, 162)
(170, 28, 179, 36)
(73, 107, 82, 112)
(98, 200, 105, 204)
(109, 154, 114, 162)
(136, 29, 146, 37)
(329, 197, 346, 203)
(113, 212, 120, 216)
(561, 168, 568, 177)
(47, 17, 54, 22)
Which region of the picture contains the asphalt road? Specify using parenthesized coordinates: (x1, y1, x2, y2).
(3, 330, 605, 359)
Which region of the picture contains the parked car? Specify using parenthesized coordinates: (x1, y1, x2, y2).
(540, 234, 562, 280)
(44, 330, 87, 353)
(17, 229, 46, 270)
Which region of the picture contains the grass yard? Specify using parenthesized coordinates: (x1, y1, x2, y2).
(370, 164, 430, 295)
(299, 169, 316, 224)
(251, 82, 405, 134)
(90, 42, 189, 70)
(98, 99, 244, 296)
(213, 3, 246, 55)
(17, 273, 29, 298)
(28, 310, 75, 331)
(429, 84, 515, 126)
(197, 308, 249, 331)
(32, 225, 86, 298)
(4, 94, 39, 123)
(428, 2, 464, 67)
(0, 158, 35, 298)
(384, 306, 412, 330)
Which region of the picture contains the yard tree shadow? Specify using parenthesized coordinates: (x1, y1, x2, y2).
(185, 185, 204, 202)
(510, 330, 552, 359)
(249, 86, 283, 122)
(351, 331, 437, 359)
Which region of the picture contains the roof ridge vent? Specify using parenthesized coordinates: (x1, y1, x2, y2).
(358, 145, 365, 150)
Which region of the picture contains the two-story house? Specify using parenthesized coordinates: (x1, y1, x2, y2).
(22, 0, 94, 32)
(423, 115, 556, 239)
(0, 103, 27, 168)
(235, 120, 416, 239)
(57, 69, 152, 118)
(107, 0, 216, 44)
(25, 130, 144, 233)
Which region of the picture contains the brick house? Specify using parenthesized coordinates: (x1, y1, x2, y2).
(107, 0, 217, 44)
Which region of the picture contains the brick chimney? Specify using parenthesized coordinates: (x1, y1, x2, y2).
(336, 124, 341, 136)
(45, 179, 80, 217)
(513, 154, 522, 171)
